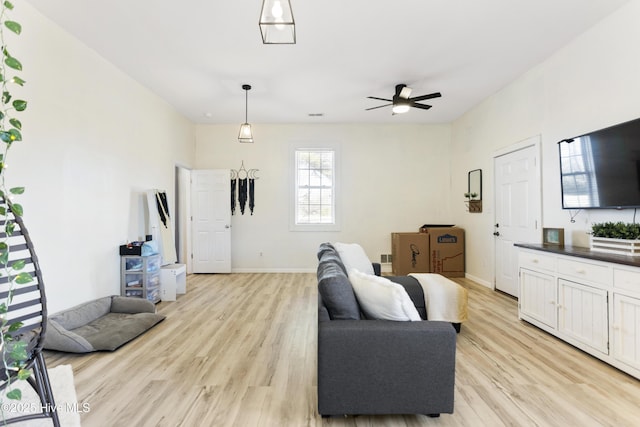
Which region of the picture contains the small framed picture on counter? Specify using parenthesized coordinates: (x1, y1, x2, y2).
(543, 228, 565, 246)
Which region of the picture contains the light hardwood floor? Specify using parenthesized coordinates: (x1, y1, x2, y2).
(45, 273, 640, 426)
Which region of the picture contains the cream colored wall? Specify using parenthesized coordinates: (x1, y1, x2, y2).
(12, 0, 637, 307)
(195, 123, 452, 271)
(9, 4, 195, 312)
(451, 0, 640, 287)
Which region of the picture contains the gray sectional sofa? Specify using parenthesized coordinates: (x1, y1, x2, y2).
(317, 242, 456, 417)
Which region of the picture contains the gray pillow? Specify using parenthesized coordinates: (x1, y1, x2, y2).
(317, 242, 337, 260)
(317, 260, 360, 320)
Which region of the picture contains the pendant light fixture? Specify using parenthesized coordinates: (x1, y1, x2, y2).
(238, 84, 254, 143)
(259, 0, 296, 44)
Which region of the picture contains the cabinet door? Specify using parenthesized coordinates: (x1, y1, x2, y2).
(612, 293, 640, 371)
(558, 279, 608, 354)
(520, 268, 557, 328)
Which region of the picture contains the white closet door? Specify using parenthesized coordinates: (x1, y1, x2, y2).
(494, 139, 541, 297)
(191, 169, 231, 273)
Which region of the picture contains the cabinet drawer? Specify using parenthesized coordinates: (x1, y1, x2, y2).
(558, 258, 611, 285)
(148, 273, 160, 286)
(614, 268, 640, 294)
(519, 251, 555, 272)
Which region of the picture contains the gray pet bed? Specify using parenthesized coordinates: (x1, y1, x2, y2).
(44, 296, 165, 353)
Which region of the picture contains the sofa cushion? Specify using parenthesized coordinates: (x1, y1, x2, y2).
(317, 242, 338, 260)
(334, 242, 374, 275)
(317, 259, 361, 320)
(349, 269, 421, 321)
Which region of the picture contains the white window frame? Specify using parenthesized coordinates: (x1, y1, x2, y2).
(289, 143, 341, 232)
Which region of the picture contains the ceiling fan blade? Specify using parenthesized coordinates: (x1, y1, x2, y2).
(365, 103, 392, 111)
(399, 86, 412, 99)
(410, 92, 442, 102)
(367, 96, 392, 102)
(410, 102, 432, 110)
(394, 84, 407, 96)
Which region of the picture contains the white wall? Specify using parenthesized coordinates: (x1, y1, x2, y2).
(11, 0, 636, 305)
(451, 0, 640, 287)
(8, 4, 195, 313)
(195, 123, 452, 271)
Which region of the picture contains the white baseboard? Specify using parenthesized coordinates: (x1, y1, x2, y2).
(465, 273, 493, 289)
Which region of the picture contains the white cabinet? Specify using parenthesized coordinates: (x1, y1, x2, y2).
(612, 293, 640, 372)
(520, 268, 557, 329)
(517, 245, 640, 379)
(557, 279, 608, 354)
(160, 263, 187, 301)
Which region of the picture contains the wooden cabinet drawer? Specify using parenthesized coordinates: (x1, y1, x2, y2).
(519, 251, 555, 272)
(614, 268, 640, 294)
(558, 258, 611, 285)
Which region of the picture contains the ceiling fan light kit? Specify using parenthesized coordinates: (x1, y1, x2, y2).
(238, 84, 254, 143)
(259, 0, 296, 44)
(367, 83, 442, 114)
(392, 101, 411, 114)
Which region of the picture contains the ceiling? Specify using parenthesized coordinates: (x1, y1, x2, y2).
(25, 0, 629, 124)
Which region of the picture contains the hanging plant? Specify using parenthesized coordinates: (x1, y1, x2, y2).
(0, 0, 32, 402)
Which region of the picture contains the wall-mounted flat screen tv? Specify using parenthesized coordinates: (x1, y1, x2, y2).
(559, 117, 640, 209)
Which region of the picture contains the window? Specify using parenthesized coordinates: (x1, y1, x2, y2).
(560, 136, 599, 207)
(291, 146, 340, 231)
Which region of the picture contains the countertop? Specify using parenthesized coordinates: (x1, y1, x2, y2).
(514, 243, 640, 268)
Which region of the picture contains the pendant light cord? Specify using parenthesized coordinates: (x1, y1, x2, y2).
(242, 84, 251, 123)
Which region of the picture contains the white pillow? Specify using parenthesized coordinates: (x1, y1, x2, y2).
(334, 242, 374, 275)
(348, 269, 421, 321)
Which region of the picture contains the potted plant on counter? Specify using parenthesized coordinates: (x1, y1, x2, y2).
(590, 221, 640, 256)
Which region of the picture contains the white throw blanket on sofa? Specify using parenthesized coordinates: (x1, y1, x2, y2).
(409, 273, 468, 323)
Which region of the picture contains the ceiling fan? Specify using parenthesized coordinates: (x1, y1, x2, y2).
(366, 84, 442, 114)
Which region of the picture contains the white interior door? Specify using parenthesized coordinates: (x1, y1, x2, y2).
(494, 138, 542, 297)
(191, 169, 231, 273)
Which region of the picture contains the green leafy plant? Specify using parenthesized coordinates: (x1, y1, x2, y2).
(591, 222, 640, 240)
(0, 0, 31, 403)
(464, 192, 478, 200)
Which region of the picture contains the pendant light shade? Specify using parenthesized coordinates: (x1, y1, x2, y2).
(259, 0, 296, 44)
(238, 84, 254, 143)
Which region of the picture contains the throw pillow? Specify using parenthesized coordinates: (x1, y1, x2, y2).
(334, 242, 374, 275)
(349, 269, 421, 321)
(317, 259, 361, 320)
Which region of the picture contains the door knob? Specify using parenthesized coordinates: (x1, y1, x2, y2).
(225, 225, 230, 229)
(493, 231, 500, 236)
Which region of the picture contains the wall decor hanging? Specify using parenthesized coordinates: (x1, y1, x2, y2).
(230, 161, 259, 215)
